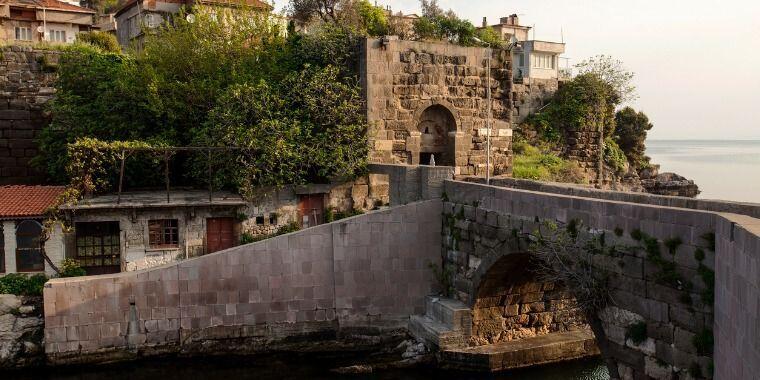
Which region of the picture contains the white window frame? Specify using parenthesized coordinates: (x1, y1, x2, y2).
(15, 26, 32, 41)
(532, 53, 557, 69)
(48, 29, 66, 43)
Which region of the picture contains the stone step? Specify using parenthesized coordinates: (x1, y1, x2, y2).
(439, 330, 600, 372)
(424, 296, 472, 334)
(408, 314, 468, 350)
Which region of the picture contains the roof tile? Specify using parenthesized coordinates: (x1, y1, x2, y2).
(0, 185, 66, 219)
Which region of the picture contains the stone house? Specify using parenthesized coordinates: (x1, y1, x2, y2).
(361, 37, 514, 177)
(114, 0, 272, 47)
(0, 0, 96, 44)
(0, 185, 66, 276)
(60, 191, 246, 274)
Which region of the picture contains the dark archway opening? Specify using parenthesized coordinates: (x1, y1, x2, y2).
(417, 104, 456, 166)
(471, 252, 590, 346)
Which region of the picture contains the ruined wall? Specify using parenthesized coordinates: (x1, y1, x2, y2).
(361, 38, 513, 177)
(43, 201, 441, 363)
(511, 78, 559, 124)
(442, 180, 720, 380)
(240, 177, 390, 238)
(0, 46, 59, 185)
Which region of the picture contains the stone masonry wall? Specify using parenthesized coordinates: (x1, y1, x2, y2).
(512, 77, 559, 124)
(442, 180, 721, 380)
(469, 251, 588, 346)
(43, 200, 441, 363)
(714, 214, 760, 380)
(0, 46, 59, 185)
(361, 38, 513, 177)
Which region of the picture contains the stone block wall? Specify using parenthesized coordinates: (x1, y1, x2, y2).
(0, 46, 59, 185)
(367, 163, 454, 206)
(512, 77, 559, 124)
(714, 215, 760, 379)
(361, 38, 513, 176)
(469, 251, 588, 346)
(442, 180, 722, 379)
(43, 200, 441, 363)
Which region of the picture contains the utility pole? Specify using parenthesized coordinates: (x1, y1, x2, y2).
(485, 47, 492, 185)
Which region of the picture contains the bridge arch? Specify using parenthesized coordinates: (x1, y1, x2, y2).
(468, 249, 590, 347)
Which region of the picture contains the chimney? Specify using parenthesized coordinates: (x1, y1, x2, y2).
(482, 17, 487, 28)
(510, 14, 519, 26)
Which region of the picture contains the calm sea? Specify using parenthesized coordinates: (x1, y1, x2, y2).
(646, 140, 760, 204)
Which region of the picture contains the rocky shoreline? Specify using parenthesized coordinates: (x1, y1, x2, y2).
(0, 295, 44, 369)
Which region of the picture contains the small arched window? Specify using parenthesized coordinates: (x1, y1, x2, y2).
(15, 220, 45, 272)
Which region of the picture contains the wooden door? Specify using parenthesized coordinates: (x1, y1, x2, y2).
(299, 194, 325, 228)
(207, 217, 235, 254)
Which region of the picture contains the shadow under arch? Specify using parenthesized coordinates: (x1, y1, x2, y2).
(414, 102, 458, 166)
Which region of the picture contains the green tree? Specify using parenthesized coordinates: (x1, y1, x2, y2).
(412, 1, 476, 46)
(194, 66, 368, 195)
(355, 0, 388, 36)
(614, 107, 653, 169)
(575, 55, 637, 103)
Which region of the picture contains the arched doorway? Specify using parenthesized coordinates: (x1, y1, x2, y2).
(471, 252, 589, 346)
(15, 219, 45, 273)
(417, 104, 456, 166)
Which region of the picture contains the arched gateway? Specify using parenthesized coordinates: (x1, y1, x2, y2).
(416, 104, 457, 166)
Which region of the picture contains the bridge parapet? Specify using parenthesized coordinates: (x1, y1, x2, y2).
(441, 179, 759, 380)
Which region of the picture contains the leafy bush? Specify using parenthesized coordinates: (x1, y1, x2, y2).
(276, 222, 301, 235)
(0, 274, 48, 296)
(59, 259, 87, 278)
(77, 31, 121, 53)
(604, 138, 627, 173)
(614, 107, 653, 171)
(240, 232, 256, 245)
(38, 6, 369, 195)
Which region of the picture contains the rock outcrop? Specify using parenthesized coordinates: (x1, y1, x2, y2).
(640, 169, 700, 198)
(0, 294, 44, 368)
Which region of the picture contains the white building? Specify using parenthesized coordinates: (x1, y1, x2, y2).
(0, 0, 95, 44)
(478, 14, 566, 83)
(0, 185, 66, 276)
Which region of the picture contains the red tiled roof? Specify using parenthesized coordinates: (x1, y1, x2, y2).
(0, 185, 66, 219)
(0, 0, 96, 13)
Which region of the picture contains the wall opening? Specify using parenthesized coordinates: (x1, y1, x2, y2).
(417, 104, 456, 166)
(470, 252, 589, 346)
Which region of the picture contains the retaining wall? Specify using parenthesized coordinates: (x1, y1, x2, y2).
(43, 200, 442, 363)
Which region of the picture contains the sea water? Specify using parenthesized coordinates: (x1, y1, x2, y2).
(646, 140, 760, 203)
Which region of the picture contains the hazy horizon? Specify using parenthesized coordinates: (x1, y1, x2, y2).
(275, 0, 760, 140)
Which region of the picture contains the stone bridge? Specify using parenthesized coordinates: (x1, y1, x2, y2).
(43, 166, 759, 380)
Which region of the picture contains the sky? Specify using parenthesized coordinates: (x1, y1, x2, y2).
(275, 0, 760, 140)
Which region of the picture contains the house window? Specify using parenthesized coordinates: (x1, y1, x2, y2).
(518, 53, 525, 67)
(148, 219, 179, 248)
(15, 220, 45, 272)
(48, 30, 66, 43)
(255, 216, 265, 225)
(269, 213, 277, 226)
(75, 222, 121, 274)
(532, 53, 556, 69)
(15, 27, 32, 41)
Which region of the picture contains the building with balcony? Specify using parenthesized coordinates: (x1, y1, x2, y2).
(0, 0, 95, 44)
